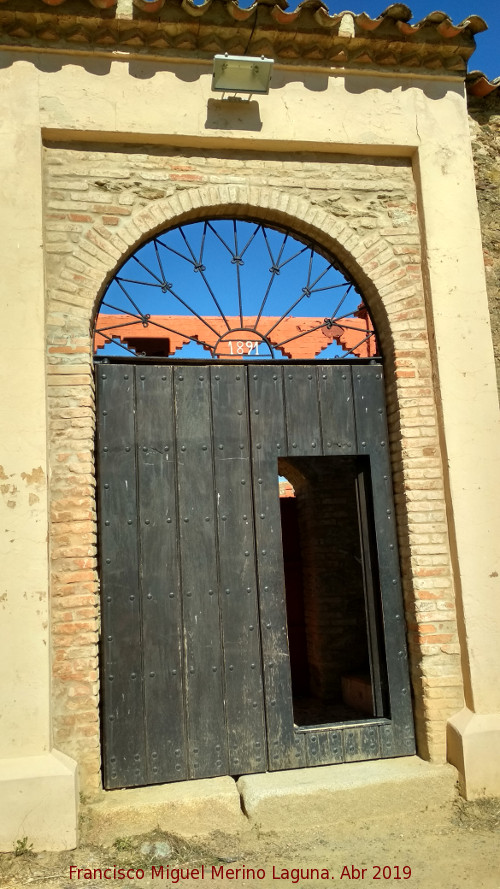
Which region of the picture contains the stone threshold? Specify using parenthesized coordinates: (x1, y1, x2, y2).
(81, 757, 458, 845)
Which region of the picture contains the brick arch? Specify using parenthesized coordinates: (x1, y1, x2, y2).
(83, 186, 400, 359)
(47, 183, 461, 792)
(45, 185, 401, 357)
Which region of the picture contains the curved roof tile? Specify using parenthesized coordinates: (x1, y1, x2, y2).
(467, 71, 500, 97)
(0, 1, 490, 72)
(0, 0, 488, 32)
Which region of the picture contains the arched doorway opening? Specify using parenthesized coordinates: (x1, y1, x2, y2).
(93, 218, 414, 789)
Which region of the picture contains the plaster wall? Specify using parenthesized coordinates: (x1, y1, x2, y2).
(0, 61, 50, 757)
(0, 58, 78, 851)
(414, 109, 500, 711)
(37, 58, 458, 151)
(0, 50, 499, 847)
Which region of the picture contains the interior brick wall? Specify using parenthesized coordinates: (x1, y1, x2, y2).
(43, 145, 464, 791)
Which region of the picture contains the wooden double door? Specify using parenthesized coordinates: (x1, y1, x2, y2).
(96, 361, 414, 789)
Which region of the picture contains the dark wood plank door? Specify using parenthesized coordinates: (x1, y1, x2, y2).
(247, 364, 415, 769)
(96, 362, 414, 789)
(97, 364, 267, 788)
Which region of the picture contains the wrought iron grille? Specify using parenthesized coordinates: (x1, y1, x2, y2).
(94, 219, 379, 361)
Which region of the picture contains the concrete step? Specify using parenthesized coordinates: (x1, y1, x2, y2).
(237, 757, 458, 833)
(81, 776, 245, 845)
(81, 757, 458, 845)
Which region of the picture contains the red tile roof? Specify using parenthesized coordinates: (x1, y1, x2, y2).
(0, 0, 488, 34)
(0, 2, 488, 73)
(94, 312, 377, 359)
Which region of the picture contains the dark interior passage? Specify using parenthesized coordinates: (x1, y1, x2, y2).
(278, 456, 382, 727)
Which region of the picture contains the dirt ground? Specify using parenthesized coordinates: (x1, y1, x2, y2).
(1, 797, 499, 889)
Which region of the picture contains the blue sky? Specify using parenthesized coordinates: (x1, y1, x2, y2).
(302, 1, 499, 79)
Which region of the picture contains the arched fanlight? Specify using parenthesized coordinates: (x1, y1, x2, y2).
(94, 218, 379, 362)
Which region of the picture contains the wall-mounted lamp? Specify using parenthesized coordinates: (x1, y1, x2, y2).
(212, 54, 274, 96)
